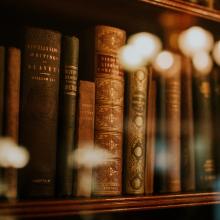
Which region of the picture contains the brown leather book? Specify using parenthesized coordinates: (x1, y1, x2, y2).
(4, 47, 21, 199)
(19, 27, 61, 198)
(165, 55, 181, 193)
(75, 80, 95, 197)
(80, 25, 126, 196)
(124, 67, 148, 195)
(145, 68, 157, 195)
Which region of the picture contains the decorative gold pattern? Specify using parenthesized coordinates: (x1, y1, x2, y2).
(93, 26, 125, 196)
(125, 67, 148, 194)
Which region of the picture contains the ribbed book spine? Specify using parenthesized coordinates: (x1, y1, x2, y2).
(75, 80, 95, 197)
(181, 56, 195, 192)
(165, 57, 181, 193)
(124, 67, 148, 195)
(193, 72, 216, 191)
(56, 35, 79, 197)
(4, 47, 21, 199)
(19, 27, 61, 198)
(92, 25, 126, 196)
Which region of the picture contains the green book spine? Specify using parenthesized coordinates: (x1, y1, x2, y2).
(181, 56, 195, 192)
(124, 67, 148, 195)
(193, 72, 216, 191)
(56, 35, 79, 197)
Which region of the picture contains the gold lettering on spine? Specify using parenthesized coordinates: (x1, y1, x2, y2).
(126, 68, 147, 194)
(64, 65, 78, 96)
(26, 43, 60, 82)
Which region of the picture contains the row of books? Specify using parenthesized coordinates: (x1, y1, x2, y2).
(0, 24, 219, 199)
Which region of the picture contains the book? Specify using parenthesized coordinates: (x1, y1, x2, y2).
(19, 27, 61, 198)
(75, 80, 95, 197)
(154, 55, 181, 193)
(0, 47, 5, 135)
(145, 67, 156, 195)
(193, 70, 216, 191)
(56, 35, 79, 197)
(124, 67, 148, 195)
(180, 56, 195, 192)
(4, 47, 21, 199)
(211, 64, 220, 190)
(80, 25, 126, 196)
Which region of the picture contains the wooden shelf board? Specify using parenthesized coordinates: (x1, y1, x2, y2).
(139, 0, 220, 22)
(1, 192, 220, 218)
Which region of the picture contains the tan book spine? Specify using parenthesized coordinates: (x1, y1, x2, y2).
(124, 67, 148, 195)
(4, 47, 21, 199)
(75, 80, 95, 197)
(92, 25, 126, 196)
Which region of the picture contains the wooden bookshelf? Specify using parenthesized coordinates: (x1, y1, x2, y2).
(0, 0, 220, 219)
(0, 192, 220, 218)
(139, 0, 220, 22)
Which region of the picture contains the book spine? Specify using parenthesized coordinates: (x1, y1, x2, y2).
(145, 68, 156, 195)
(165, 56, 181, 193)
(56, 35, 79, 197)
(181, 56, 195, 192)
(154, 73, 167, 193)
(75, 80, 95, 197)
(92, 25, 126, 196)
(19, 27, 61, 198)
(0, 46, 5, 199)
(0, 47, 5, 135)
(124, 67, 148, 195)
(4, 47, 21, 199)
(193, 72, 216, 191)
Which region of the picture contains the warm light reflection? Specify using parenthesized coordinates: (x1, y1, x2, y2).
(0, 138, 29, 168)
(153, 51, 174, 72)
(178, 26, 214, 57)
(128, 32, 162, 62)
(118, 44, 146, 71)
(71, 145, 114, 168)
(212, 40, 220, 66)
(192, 51, 213, 75)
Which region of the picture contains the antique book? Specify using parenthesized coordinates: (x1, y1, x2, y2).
(154, 55, 181, 193)
(145, 67, 156, 195)
(124, 67, 148, 195)
(75, 80, 95, 197)
(80, 25, 126, 196)
(0, 46, 5, 135)
(193, 70, 216, 191)
(4, 47, 21, 199)
(211, 64, 220, 190)
(181, 56, 195, 192)
(19, 27, 61, 198)
(56, 35, 79, 197)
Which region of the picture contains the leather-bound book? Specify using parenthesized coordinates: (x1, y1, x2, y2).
(154, 55, 181, 193)
(145, 67, 157, 195)
(0, 47, 5, 135)
(181, 56, 195, 192)
(19, 27, 61, 198)
(80, 25, 126, 196)
(75, 80, 95, 197)
(56, 35, 79, 197)
(193, 70, 216, 191)
(124, 67, 148, 195)
(4, 47, 21, 199)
